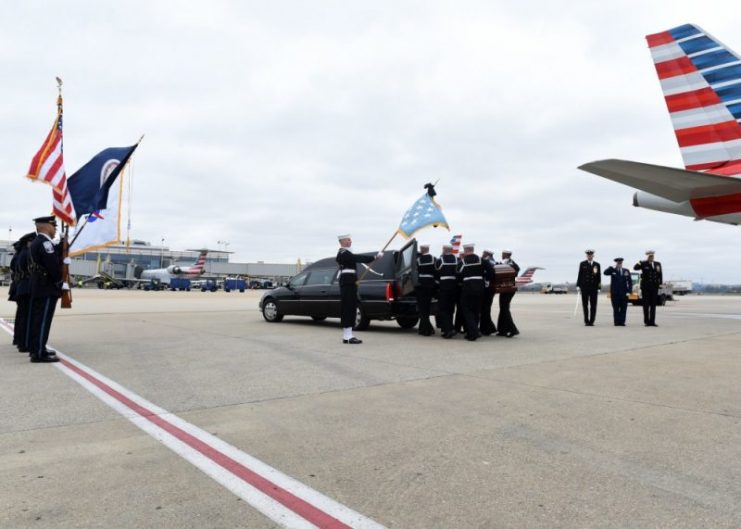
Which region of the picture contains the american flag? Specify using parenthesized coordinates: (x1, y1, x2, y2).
(26, 99, 76, 225)
(450, 234, 462, 255)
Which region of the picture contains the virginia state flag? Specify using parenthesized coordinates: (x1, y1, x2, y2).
(67, 144, 139, 219)
(397, 192, 450, 239)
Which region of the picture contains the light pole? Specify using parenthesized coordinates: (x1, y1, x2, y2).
(7, 226, 12, 249)
(160, 237, 165, 268)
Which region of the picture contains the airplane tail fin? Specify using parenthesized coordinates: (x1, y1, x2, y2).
(192, 250, 208, 274)
(515, 266, 543, 285)
(646, 24, 741, 173)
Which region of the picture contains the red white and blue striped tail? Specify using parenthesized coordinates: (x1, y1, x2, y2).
(647, 24, 741, 176)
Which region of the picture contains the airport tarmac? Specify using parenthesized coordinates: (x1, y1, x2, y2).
(1, 289, 740, 529)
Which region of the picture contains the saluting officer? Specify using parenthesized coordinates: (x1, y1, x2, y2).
(479, 249, 497, 336)
(576, 249, 601, 326)
(634, 250, 662, 327)
(435, 243, 458, 338)
(9, 233, 36, 352)
(457, 243, 491, 341)
(336, 234, 379, 344)
(496, 250, 520, 337)
(28, 216, 68, 363)
(603, 258, 632, 326)
(415, 244, 436, 336)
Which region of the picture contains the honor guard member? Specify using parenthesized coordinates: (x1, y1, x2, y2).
(496, 250, 520, 337)
(9, 233, 36, 352)
(28, 216, 67, 363)
(8, 239, 22, 348)
(634, 250, 662, 326)
(603, 258, 633, 326)
(435, 243, 459, 338)
(479, 249, 497, 336)
(336, 234, 379, 344)
(457, 243, 490, 341)
(415, 244, 436, 336)
(576, 249, 601, 326)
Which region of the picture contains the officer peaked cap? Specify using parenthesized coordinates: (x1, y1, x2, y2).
(614, 257, 624, 262)
(585, 249, 595, 254)
(34, 215, 57, 226)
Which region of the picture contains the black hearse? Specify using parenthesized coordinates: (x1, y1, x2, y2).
(259, 240, 422, 330)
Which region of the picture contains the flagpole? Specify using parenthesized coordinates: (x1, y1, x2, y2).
(356, 231, 398, 283)
(57, 77, 73, 309)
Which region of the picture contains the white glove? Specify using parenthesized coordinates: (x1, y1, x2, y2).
(376, 252, 384, 259)
(63, 257, 71, 264)
(576, 287, 581, 292)
(61, 282, 70, 291)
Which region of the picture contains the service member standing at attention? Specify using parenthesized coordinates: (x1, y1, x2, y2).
(603, 258, 633, 326)
(496, 250, 520, 337)
(634, 250, 663, 327)
(415, 244, 436, 336)
(479, 249, 497, 336)
(576, 249, 601, 326)
(435, 243, 459, 338)
(336, 234, 379, 344)
(28, 216, 67, 363)
(457, 243, 489, 341)
(10, 233, 36, 353)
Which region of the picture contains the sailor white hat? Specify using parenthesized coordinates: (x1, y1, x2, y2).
(420, 243, 430, 248)
(337, 234, 351, 241)
(462, 243, 475, 249)
(442, 243, 453, 249)
(645, 249, 655, 255)
(502, 249, 512, 254)
(483, 249, 494, 255)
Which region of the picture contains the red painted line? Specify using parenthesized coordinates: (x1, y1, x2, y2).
(59, 357, 353, 529)
(665, 87, 721, 113)
(655, 56, 696, 79)
(646, 31, 674, 47)
(675, 120, 741, 147)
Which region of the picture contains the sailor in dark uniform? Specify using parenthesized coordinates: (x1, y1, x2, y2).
(576, 249, 601, 326)
(603, 257, 632, 326)
(435, 243, 458, 338)
(28, 216, 67, 363)
(457, 243, 491, 341)
(496, 250, 520, 337)
(336, 234, 379, 344)
(479, 249, 497, 336)
(634, 250, 662, 327)
(415, 244, 435, 336)
(9, 233, 36, 352)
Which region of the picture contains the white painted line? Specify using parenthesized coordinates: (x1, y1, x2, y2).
(0, 318, 386, 529)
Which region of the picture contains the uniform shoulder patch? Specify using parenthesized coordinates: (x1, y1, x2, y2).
(43, 241, 55, 254)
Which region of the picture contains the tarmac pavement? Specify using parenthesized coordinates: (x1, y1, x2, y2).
(1, 288, 740, 528)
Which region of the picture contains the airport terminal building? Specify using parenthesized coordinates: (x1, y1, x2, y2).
(0, 239, 303, 284)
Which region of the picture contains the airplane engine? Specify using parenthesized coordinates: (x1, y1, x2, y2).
(632, 191, 695, 218)
(167, 265, 182, 275)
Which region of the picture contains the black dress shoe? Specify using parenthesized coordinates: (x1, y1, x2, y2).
(30, 355, 60, 363)
(342, 337, 363, 344)
(495, 332, 507, 337)
(647, 323, 658, 327)
(17, 347, 28, 353)
(464, 335, 478, 341)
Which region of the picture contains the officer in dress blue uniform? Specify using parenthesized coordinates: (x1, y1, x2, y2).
(435, 244, 458, 338)
(603, 257, 633, 326)
(336, 234, 379, 344)
(576, 249, 601, 326)
(479, 249, 497, 336)
(9, 233, 36, 352)
(27, 216, 68, 363)
(457, 243, 492, 341)
(496, 250, 520, 337)
(634, 250, 663, 327)
(415, 244, 436, 336)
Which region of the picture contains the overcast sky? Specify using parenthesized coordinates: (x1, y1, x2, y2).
(2, 1, 740, 283)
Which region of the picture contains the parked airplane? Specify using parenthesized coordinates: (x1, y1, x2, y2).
(579, 23, 741, 225)
(139, 249, 208, 284)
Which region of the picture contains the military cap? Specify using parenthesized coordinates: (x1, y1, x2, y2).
(34, 215, 57, 226)
(463, 243, 475, 249)
(645, 249, 655, 255)
(502, 249, 512, 255)
(420, 243, 430, 249)
(614, 257, 624, 262)
(442, 243, 453, 249)
(19, 232, 37, 244)
(585, 249, 595, 254)
(337, 233, 351, 241)
(482, 249, 494, 256)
